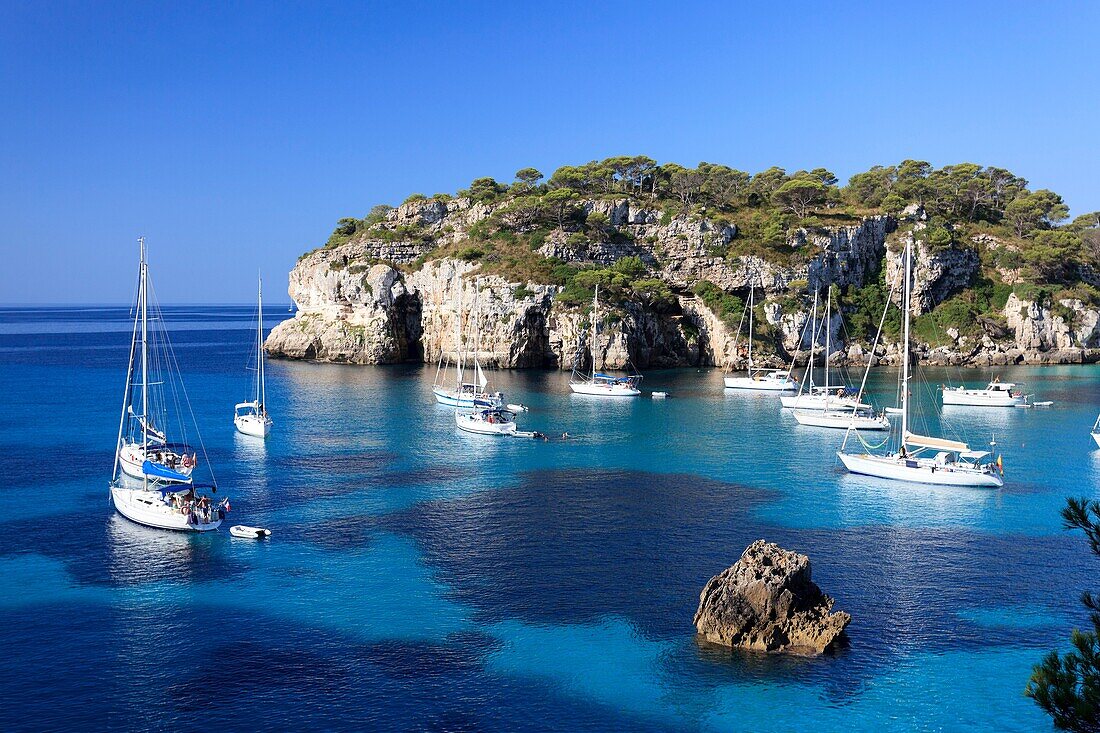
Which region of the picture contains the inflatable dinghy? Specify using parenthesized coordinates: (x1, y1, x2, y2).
(230, 525, 272, 539)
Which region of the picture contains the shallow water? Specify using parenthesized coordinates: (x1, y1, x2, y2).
(1, 306, 1097, 731)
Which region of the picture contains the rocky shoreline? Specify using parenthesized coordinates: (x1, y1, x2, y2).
(266, 197, 1100, 370)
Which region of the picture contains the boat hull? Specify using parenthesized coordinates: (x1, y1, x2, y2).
(1093, 431, 1100, 448)
(793, 411, 889, 431)
(941, 389, 1023, 407)
(837, 451, 1003, 487)
(724, 376, 796, 391)
(118, 443, 194, 482)
(455, 414, 518, 435)
(234, 413, 272, 438)
(569, 382, 641, 397)
(432, 387, 504, 408)
(110, 485, 222, 532)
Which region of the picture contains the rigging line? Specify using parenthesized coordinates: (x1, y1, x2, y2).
(844, 260, 902, 453)
(153, 285, 215, 484)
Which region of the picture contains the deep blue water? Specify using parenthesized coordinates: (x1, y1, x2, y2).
(1, 305, 1098, 731)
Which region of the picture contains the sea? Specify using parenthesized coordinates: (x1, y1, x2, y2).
(1, 304, 1097, 732)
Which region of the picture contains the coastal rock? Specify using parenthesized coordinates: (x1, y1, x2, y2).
(693, 540, 850, 656)
(268, 196, 1100, 369)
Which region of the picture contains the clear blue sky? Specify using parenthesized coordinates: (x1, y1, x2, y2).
(2, 1, 1097, 304)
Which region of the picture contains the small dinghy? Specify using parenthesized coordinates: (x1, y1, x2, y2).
(651, 391, 668, 399)
(1033, 401, 1053, 407)
(507, 403, 529, 413)
(230, 525, 271, 539)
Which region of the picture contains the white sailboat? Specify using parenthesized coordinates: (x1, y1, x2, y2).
(837, 237, 1004, 488)
(1092, 415, 1100, 448)
(432, 277, 504, 408)
(780, 289, 868, 411)
(791, 289, 888, 431)
(569, 284, 642, 396)
(942, 378, 1026, 407)
(455, 407, 519, 436)
(724, 276, 797, 391)
(110, 238, 229, 531)
(234, 276, 273, 438)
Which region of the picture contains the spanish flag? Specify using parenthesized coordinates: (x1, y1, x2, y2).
(997, 455, 1004, 475)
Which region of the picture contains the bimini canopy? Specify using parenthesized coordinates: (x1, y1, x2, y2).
(595, 373, 637, 383)
(903, 432, 969, 453)
(142, 460, 192, 483)
(959, 450, 991, 460)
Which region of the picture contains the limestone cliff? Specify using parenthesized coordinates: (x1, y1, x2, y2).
(267, 196, 1100, 368)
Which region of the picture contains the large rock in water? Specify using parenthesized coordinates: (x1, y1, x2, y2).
(693, 540, 850, 655)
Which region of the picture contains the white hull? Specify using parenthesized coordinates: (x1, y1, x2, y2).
(837, 451, 1003, 488)
(780, 393, 868, 411)
(110, 485, 222, 532)
(118, 443, 194, 482)
(569, 382, 641, 397)
(455, 413, 518, 435)
(432, 386, 504, 408)
(234, 413, 272, 438)
(942, 389, 1023, 407)
(1093, 431, 1100, 448)
(793, 410, 889, 431)
(724, 376, 796, 391)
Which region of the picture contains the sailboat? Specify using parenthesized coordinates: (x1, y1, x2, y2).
(780, 289, 869, 411)
(1092, 415, 1100, 448)
(791, 288, 888, 430)
(455, 406, 519, 435)
(837, 238, 1004, 487)
(724, 276, 797, 391)
(432, 277, 504, 408)
(234, 276, 273, 438)
(110, 238, 229, 531)
(569, 284, 642, 396)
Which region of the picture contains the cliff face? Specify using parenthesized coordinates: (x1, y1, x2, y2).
(266, 197, 1100, 368)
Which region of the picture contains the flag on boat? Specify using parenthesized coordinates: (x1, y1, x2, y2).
(997, 455, 1004, 475)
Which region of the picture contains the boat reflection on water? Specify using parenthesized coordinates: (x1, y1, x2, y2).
(105, 509, 222, 587)
(834, 470, 1001, 527)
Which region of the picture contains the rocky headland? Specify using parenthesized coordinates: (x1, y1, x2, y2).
(694, 540, 850, 656)
(266, 159, 1100, 370)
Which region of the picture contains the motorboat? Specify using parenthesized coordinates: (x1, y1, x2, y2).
(942, 380, 1025, 407)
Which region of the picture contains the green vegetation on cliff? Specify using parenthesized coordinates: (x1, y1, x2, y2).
(311, 156, 1098, 348)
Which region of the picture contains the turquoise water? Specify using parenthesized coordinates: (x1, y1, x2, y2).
(1, 306, 1097, 731)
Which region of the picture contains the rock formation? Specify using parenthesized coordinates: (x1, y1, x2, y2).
(693, 540, 850, 656)
(266, 196, 1100, 369)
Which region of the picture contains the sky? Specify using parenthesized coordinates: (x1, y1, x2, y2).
(1, 1, 1098, 304)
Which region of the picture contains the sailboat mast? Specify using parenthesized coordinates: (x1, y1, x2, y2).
(112, 241, 142, 483)
(823, 286, 830, 400)
(472, 277, 480, 379)
(140, 237, 148, 489)
(809, 288, 818, 389)
(455, 280, 464, 388)
(746, 278, 754, 371)
(591, 284, 599, 380)
(257, 276, 265, 407)
(901, 239, 912, 442)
